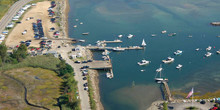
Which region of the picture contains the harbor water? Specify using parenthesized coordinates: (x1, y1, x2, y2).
(68, 0, 220, 109)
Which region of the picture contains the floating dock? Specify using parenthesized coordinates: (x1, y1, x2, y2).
(210, 22, 220, 26)
(99, 40, 122, 43)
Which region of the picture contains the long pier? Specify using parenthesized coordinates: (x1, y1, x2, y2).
(99, 40, 122, 43)
(162, 81, 173, 102)
(87, 60, 112, 69)
(86, 46, 144, 51)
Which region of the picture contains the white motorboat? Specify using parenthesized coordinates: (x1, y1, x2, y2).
(174, 50, 183, 55)
(127, 34, 133, 39)
(137, 59, 150, 66)
(141, 39, 147, 47)
(161, 30, 167, 34)
(168, 33, 177, 36)
(80, 22, 83, 24)
(118, 35, 123, 38)
(141, 69, 145, 72)
(75, 19, 79, 21)
(162, 57, 174, 64)
(206, 46, 212, 51)
(156, 65, 163, 73)
(195, 48, 200, 51)
(188, 35, 193, 38)
(102, 50, 110, 55)
(176, 64, 183, 69)
(106, 72, 113, 79)
(82, 32, 89, 35)
(112, 47, 125, 51)
(73, 25, 77, 28)
(151, 34, 156, 37)
(78, 39, 85, 42)
(205, 52, 212, 57)
(216, 50, 220, 54)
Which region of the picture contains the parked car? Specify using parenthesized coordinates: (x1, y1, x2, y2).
(57, 46, 61, 48)
(82, 66, 89, 68)
(83, 83, 88, 87)
(82, 61, 87, 63)
(83, 77, 87, 80)
(87, 60, 93, 62)
(74, 61, 81, 63)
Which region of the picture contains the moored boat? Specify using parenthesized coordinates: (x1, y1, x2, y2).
(82, 32, 89, 35)
(137, 59, 150, 66)
(176, 64, 183, 69)
(141, 39, 146, 47)
(112, 47, 125, 51)
(118, 35, 123, 38)
(127, 34, 133, 39)
(174, 50, 183, 55)
(73, 25, 77, 28)
(205, 52, 212, 57)
(162, 57, 174, 64)
(151, 34, 156, 37)
(206, 46, 212, 51)
(195, 48, 200, 51)
(106, 72, 114, 79)
(161, 30, 167, 34)
(168, 33, 177, 36)
(216, 50, 220, 54)
(156, 64, 163, 73)
(155, 65, 167, 83)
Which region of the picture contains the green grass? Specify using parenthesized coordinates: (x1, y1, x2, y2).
(87, 75, 96, 110)
(0, 0, 18, 19)
(0, 55, 60, 71)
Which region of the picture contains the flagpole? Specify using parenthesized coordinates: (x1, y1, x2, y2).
(192, 91, 193, 107)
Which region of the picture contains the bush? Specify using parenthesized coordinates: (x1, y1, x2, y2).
(163, 102, 168, 110)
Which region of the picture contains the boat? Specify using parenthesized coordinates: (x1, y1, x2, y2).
(127, 34, 133, 39)
(80, 22, 83, 24)
(73, 25, 77, 28)
(154, 65, 165, 83)
(216, 50, 220, 54)
(141, 39, 147, 47)
(174, 50, 183, 55)
(82, 32, 89, 35)
(195, 48, 200, 51)
(106, 72, 114, 79)
(151, 34, 156, 37)
(137, 59, 150, 66)
(168, 33, 177, 36)
(205, 52, 212, 57)
(75, 19, 79, 21)
(118, 35, 123, 38)
(162, 57, 174, 64)
(206, 46, 212, 51)
(102, 50, 110, 55)
(112, 47, 125, 51)
(176, 64, 183, 69)
(78, 39, 85, 42)
(140, 69, 145, 72)
(188, 35, 193, 38)
(216, 36, 220, 38)
(161, 30, 167, 34)
(156, 65, 163, 73)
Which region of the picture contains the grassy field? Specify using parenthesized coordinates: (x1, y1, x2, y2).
(1, 55, 61, 71)
(0, 0, 18, 20)
(0, 67, 62, 109)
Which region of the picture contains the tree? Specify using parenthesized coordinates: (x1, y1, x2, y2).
(11, 44, 28, 62)
(0, 44, 7, 62)
(57, 61, 73, 76)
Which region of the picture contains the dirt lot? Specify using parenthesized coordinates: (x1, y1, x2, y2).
(5, 1, 58, 48)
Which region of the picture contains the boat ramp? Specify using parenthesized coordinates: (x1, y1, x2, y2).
(161, 80, 173, 102)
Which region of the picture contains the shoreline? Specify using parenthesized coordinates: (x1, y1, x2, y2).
(86, 49, 104, 110)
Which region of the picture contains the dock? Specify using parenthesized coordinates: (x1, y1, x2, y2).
(99, 40, 122, 43)
(87, 60, 112, 69)
(86, 46, 144, 51)
(210, 22, 220, 26)
(162, 80, 173, 102)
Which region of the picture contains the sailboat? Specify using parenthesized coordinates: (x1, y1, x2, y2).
(155, 65, 165, 83)
(141, 39, 146, 47)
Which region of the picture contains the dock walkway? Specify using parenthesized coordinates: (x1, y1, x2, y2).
(87, 60, 112, 69)
(162, 81, 173, 102)
(86, 46, 144, 50)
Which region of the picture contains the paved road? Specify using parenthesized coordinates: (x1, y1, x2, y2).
(56, 45, 91, 110)
(0, 0, 33, 34)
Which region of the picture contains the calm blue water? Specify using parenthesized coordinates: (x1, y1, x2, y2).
(68, 0, 220, 109)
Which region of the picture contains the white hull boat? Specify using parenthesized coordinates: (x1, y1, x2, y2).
(205, 52, 212, 57)
(112, 47, 125, 51)
(174, 50, 183, 55)
(206, 46, 212, 51)
(127, 34, 133, 39)
(141, 39, 147, 47)
(176, 64, 183, 69)
(161, 30, 167, 34)
(118, 35, 123, 38)
(217, 50, 220, 54)
(162, 57, 174, 64)
(137, 59, 150, 66)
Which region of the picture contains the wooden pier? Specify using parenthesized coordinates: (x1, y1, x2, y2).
(86, 46, 144, 51)
(162, 81, 173, 102)
(210, 22, 220, 26)
(87, 60, 112, 69)
(99, 40, 122, 43)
